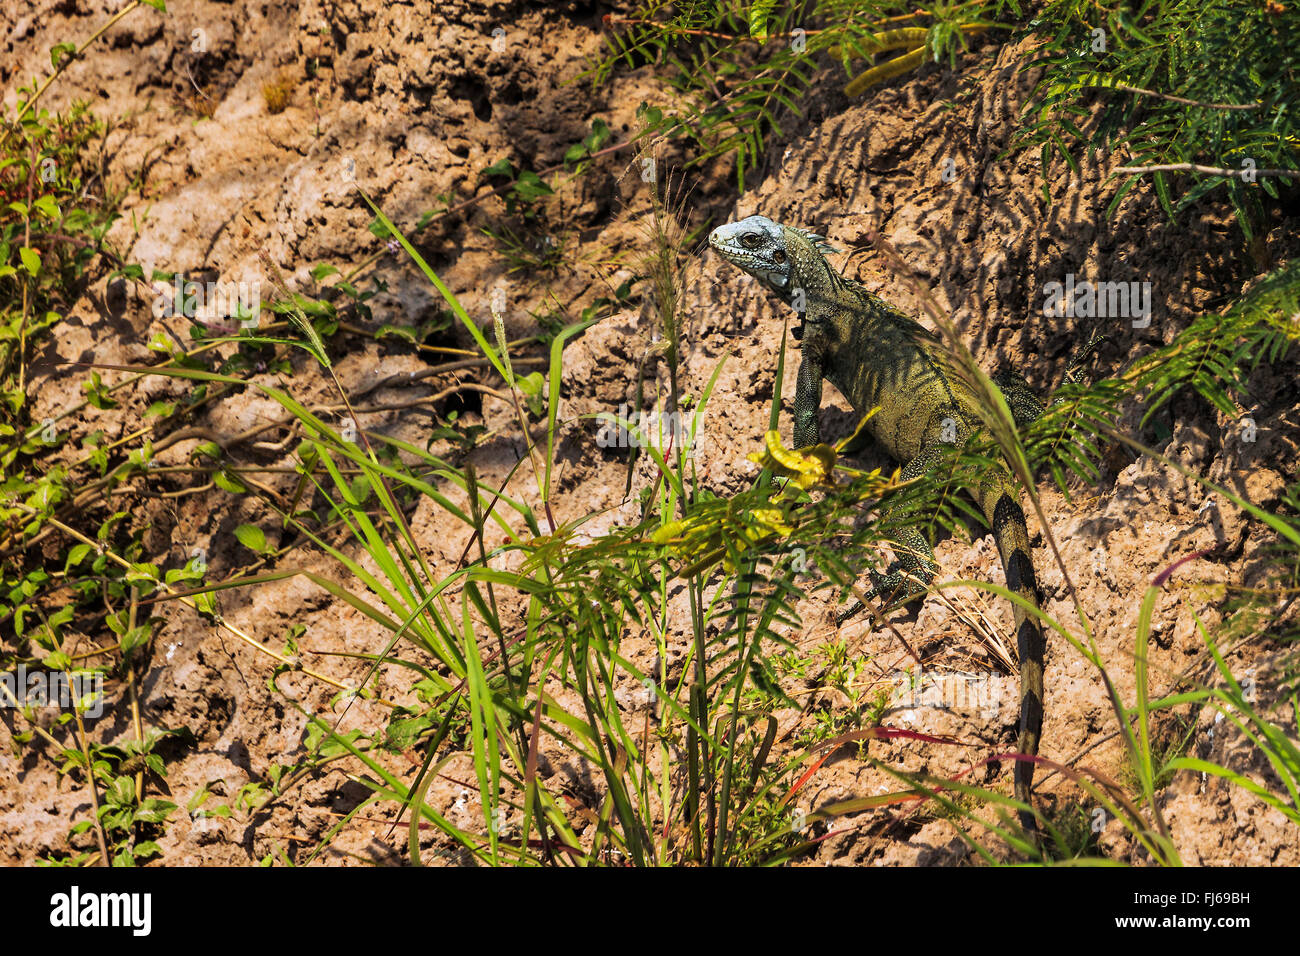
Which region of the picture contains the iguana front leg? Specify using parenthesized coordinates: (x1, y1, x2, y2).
(795, 348, 909, 624)
(793, 352, 824, 449)
(794, 350, 878, 455)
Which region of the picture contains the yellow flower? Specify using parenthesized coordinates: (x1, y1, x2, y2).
(746, 430, 837, 488)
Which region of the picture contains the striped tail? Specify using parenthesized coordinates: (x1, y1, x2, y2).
(978, 473, 1045, 834)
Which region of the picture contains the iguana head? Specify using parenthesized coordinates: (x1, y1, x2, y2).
(709, 215, 838, 306)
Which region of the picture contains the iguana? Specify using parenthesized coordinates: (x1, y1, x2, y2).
(710, 214, 1105, 830)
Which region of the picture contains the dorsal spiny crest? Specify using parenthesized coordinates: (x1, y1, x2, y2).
(787, 226, 840, 257)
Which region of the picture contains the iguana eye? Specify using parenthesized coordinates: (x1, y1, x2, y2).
(740, 234, 760, 248)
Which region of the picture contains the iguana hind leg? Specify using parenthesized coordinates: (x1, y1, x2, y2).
(993, 332, 1111, 430)
(992, 370, 1046, 429)
(837, 442, 942, 623)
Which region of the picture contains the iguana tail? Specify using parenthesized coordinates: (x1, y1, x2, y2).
(977, 336, 1107, 832)
(977, 472, 1045, 833)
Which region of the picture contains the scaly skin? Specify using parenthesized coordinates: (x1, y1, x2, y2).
(709, 215, 1102, 832)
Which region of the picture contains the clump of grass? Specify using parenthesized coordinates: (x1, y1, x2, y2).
(482, 224, 569, 276)
(182, 84, 218, 120)
(262, 72, 297, 115)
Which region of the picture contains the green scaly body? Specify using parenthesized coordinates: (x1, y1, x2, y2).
(710, 215, 1104, 830)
